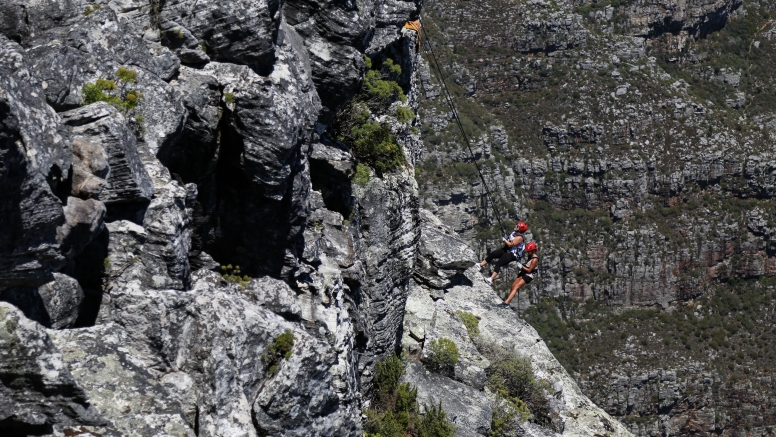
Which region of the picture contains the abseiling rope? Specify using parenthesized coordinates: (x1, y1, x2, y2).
(418, 19, 508, 237)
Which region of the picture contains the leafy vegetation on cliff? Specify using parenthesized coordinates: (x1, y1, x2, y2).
(365, 355, 456, 437)
(335, 56, 410, 175)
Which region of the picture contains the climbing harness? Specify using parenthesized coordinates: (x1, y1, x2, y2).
(418, 18, 508, 237)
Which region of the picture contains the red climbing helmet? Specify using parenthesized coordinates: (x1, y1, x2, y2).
(525, 242, 537, 252)
(516, 222, 528, 232)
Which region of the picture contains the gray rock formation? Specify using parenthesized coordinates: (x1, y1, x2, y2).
(61, 103, 155, 205)
(0, 303, 104, 434)
(58, 197, 107, 260)
(415, 209, 477, 290)
(160, 0, 281, 65)
(0, 273, 84, 330)
(50, 324, 193, 437)
(36, 273, 85, 330)
(71, 139, 110, 199)
(0, 36, 68, 290)
(403, 361, 493, 435)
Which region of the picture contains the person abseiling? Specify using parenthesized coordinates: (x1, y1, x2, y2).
(498, 241, 539, 309)
(474, 221, 528, 285)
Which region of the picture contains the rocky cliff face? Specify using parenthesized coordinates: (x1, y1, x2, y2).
(0, 0, 429, 434)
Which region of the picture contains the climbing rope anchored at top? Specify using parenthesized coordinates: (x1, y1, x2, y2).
(404, 17, 509, 237)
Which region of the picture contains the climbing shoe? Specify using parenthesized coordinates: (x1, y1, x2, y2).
(497, 302, 510, 309)
(473, 262, 481, 271)
(484, 277, 493, 285)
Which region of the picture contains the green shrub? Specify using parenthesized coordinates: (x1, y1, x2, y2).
(336, 104, 406, 174)
(418, 403, 457, 437)
(352, 163, 371, 187)
(350, 121, 405, 173)
(115, 67, 138, 84)
(220, 264, 250, 288)
(84, 4, 102, 15)
(374, 353, 405, 407)
(456, 310, 480, 338)
(82, 68, 143, 115)
(262, 331, 294, 376)
(365, 355, 456, 437)
(361, 55, 406, 109)
(396, 106, 416, 124)
(489, 398, 529, 437)
(482, 344, 553, 428)
(334, 55, 410, 175)
(224, 92, 235, 104)
(425, 338, 459, 376)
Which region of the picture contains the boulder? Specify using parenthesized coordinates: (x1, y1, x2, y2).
(26, 6, 186, 185)
(71, 138, 110, 199)
(61, 103, 155, 205)
(421, 300, 489, 389)
(190, 22, 321, 277)
(167, 67, 222, 183)
(159, 0, 282, 65)
(57, 197, 107, 259)
(0, 303, 105, 434)
(414, 209, 477, 289)
(97, 275, 362, 437)
(402, 361, 493, 436)
(141, 181, 197, 290)
(37, 273, 84, 329)
(0, 272, 83, 333)
(98, 182, 196, 293)
(49, 324, 195, 437)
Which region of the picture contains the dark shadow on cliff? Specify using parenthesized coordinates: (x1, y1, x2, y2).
(65, 228, 109, 328)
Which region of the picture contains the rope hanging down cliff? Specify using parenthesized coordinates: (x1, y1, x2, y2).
(411, 19, 508, 237)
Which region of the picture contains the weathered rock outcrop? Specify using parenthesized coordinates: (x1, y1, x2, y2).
(403, 209, 633, 437)
(0, 36, 68, 290)
(0, 303, 104, 434)
(61, 103, 155, 205)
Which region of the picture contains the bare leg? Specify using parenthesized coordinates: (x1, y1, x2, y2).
(489, 272, 498, 281)
(504, 277, 526, 304)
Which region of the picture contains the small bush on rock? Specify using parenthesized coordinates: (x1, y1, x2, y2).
(352, 163, 371, 186)
(220, 264, 250, 288)
(418, 403, 457, 437)
(478, 341, 554, 429)
(335, 104, 406, 174)
(424, 338, 459, 376)
(84, 4, 102, 15)
(334, 55, 409, 175)
(489, 397, 529, 437)
(262, 331, 294, 376)
(365, 354, 456, 437)
(82, 67, 144, 116)
(456, 310, 480, 338)
(396, 106, 416, 124)
(362, 56, 406, 108)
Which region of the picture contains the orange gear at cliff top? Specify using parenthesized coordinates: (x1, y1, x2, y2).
(403, 20, 421, 49)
